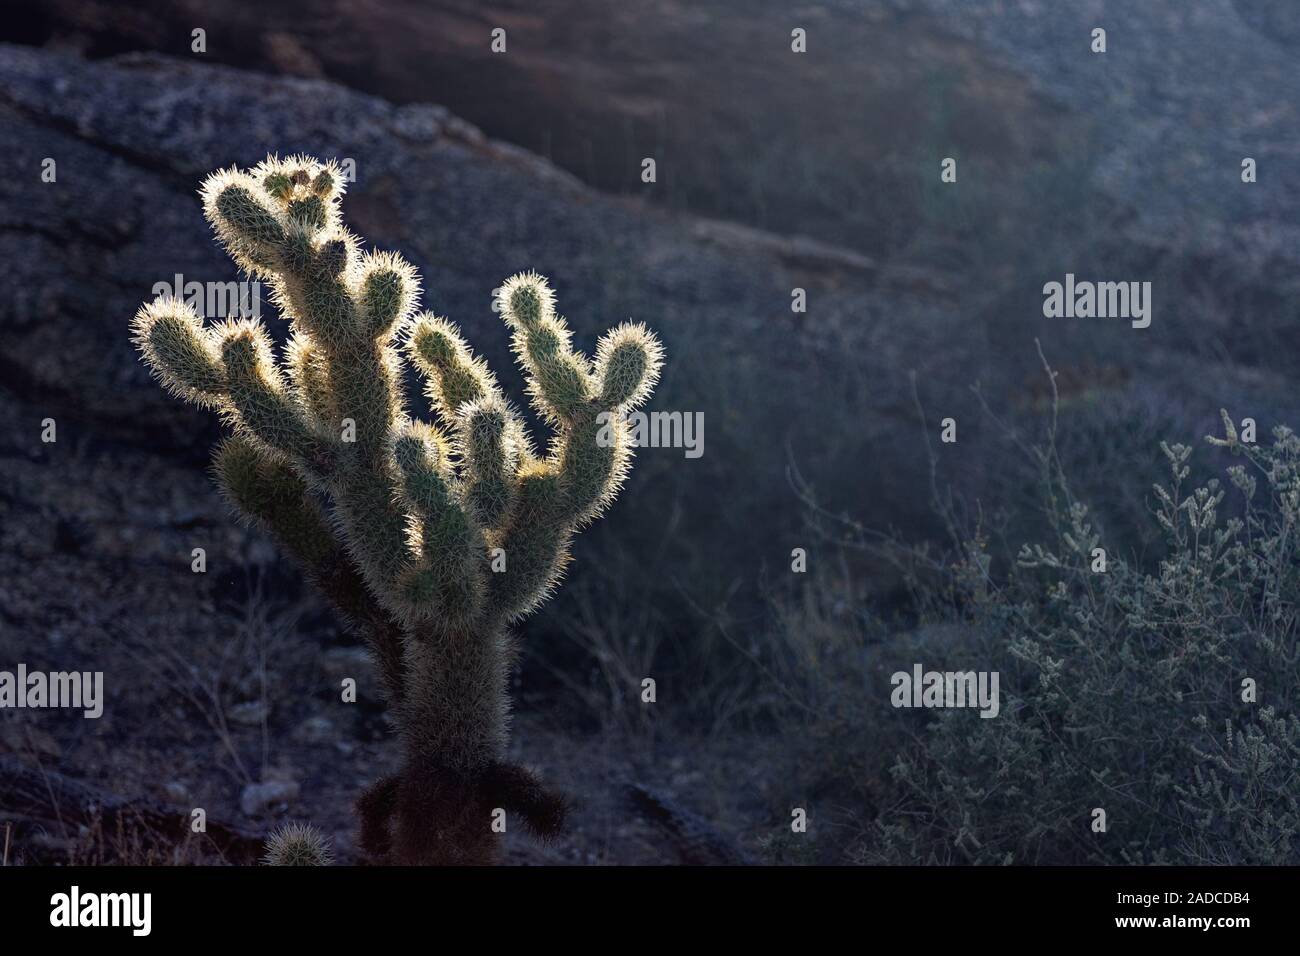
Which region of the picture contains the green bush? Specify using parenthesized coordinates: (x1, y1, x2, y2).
(772, 407, 1300, 865)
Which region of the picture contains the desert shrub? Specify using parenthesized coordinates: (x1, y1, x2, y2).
(772, 406, 1300, 865)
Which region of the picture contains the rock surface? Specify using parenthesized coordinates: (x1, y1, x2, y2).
(19, 0, 1300, 264)
(240, 779, 300, 817)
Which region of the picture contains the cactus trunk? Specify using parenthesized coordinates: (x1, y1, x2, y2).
(398, 626, 513, 777)
(390, 626, 511, 864)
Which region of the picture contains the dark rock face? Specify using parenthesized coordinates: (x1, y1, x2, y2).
(12, 0, 1076, 260)
(18, 1, 1300, 261)
(1234, 0, 1300, 49)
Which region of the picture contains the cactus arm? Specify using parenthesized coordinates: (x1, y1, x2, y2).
(391, 422, 485, 625)
(213, 434, 340, 565)
(405, 313, 529, 533)
(213, 434, 407, 703)
(559, 320, 664, 523)
(480, 276, 664, 620)
(359, 251, 420, 339)
(594, 320, 663, 410)
(285, 333, 338, 433)
(130, 297, 227, 407)
(131, 296, 337, 483)
(458, 395, 523, 530)
(498, 272, 594, 426)
(406, 313, 498, 419)
(485, 463, 573, 621)
(214, 318, 338, 474)
(497, 274, 663, 521)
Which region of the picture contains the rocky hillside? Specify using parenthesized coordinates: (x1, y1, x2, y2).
(1, 6, 1298, 861)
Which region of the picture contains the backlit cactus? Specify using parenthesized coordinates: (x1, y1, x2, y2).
(131, 155, 663, 864)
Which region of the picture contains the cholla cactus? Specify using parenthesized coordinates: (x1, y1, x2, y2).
(263, 822, 335, 866)
(132, 155, 664, 864)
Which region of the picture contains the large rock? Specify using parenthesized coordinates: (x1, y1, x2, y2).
(22, 0, 1075, 260)
(21, 1, 1300, 266)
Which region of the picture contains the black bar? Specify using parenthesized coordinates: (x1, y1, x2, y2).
(0, 865, 1282, 941)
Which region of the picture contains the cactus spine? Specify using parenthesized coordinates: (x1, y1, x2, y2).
(132, 156, 663, 864)
(262, 822, 335, 866)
